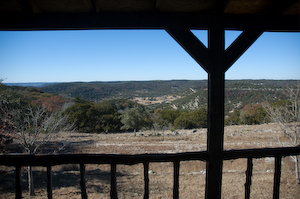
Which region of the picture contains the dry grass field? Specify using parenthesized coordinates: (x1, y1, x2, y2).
(0, 123, 299, 198)
(132, 95, 182, 106)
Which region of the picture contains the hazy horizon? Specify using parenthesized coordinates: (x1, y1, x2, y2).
(3, 78, 299, 86)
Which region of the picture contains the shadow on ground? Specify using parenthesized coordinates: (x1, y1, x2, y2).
(1, 139, 97, 155)
(0, 168, 124, 194)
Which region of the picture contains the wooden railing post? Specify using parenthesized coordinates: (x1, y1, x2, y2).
(273, 156, 282, 199)
(47, 165, 52, 199)
(143, 162, 149, 199)
(110, 162, 117, 199)
(80, 164, 88, 199)
(173, 161, 180, 199)
(15, 165, 22, 199)
(245, 157, 253, 199)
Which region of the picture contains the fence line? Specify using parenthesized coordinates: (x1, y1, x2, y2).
(0, 146, 299, 199)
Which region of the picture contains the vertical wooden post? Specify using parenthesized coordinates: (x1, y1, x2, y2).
(110, 163, 117, 199)
(205, 27, 225, 199)
(143, 162, 149, 199)
(173, 161, 180, 199)
(47, 165, 52, 199)
(273, 156, 282, 199)
(15, 165, 22, 199)
(245, 157, 253, 199)
(80, 164, 88, 199)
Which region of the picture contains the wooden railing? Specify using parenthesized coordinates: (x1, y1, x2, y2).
(0, 146, 299, 199)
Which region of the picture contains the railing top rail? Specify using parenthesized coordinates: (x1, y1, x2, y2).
(223, 146, 300, 160)
(0, 151, 208, 166)
(0, 146, 299, 167)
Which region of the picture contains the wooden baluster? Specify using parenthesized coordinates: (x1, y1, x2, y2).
(273, 156, 282, 199)
(47, 165, 52, 199)
(173, 161, 180, 199)
(143, 162, 149, 199)
(80, 164, 88, 199)
(15, 165, 22, 199)
(245, 157, 253, 199)
(110, 163, 117, 199)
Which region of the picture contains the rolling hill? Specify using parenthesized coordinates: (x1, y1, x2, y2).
(40, 79, 298, 113)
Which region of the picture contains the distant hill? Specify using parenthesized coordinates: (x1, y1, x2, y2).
(40, 80, 208, 102)
(40, 79, 298, 113)
(4, 82, 60, 87)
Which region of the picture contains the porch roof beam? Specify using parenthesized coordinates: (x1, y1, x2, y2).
(0, 13, 299, 32)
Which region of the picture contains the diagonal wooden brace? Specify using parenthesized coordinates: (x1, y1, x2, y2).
(225, 29, 264, 72)
(165, 27, 210, 72)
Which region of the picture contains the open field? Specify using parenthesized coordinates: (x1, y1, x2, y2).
(0, 123, 299, 198)
(132, 95, 182, 106)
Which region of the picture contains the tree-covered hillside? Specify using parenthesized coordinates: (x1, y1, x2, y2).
(1, 80, 299, 135)
(40, 80, 298, 114)
(41, 80, 208, 102)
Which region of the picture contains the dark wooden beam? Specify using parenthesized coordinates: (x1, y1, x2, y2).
(244, 158, 253, 199)
(207, 27, 226, 71)
(143, 162, 150, 199)
(173, 161, 180, 199)
(223, 147, 300, 160)
(225, 29, 264, 72)
(205, 70, 225, 199)
(110, 163, 117, 199)
(80, 164, 88, 199)
(0, 151, 209, 166)
(166, 26, 266, 199)
(0, 13, 298, 31)
(273, 156, 282, 199)
(47, 165, 53, 199)
(15, 0, 41, 13)
(205, 27, 226, 199)
(166, 27, 209, 72)
(1, 147, 299, 166)
(83, 0, 97, 12)
(211, 0, 231, 14)
(263, 0, 299, 15)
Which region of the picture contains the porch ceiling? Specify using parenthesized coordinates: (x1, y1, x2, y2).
(0, 0, 299, 31)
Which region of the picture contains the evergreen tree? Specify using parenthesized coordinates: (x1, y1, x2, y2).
(65, 99, 92, 132)
(86, 102, 121, 133)
(120, 105, 148, 135)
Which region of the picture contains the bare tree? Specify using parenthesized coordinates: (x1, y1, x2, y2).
(0, 80, 74, 194)
(8, 105, 73, 195)
(263, 82, 300, 184)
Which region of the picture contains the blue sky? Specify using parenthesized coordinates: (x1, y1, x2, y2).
(0, 29, 299, 83)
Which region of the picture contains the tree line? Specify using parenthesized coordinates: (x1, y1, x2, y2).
(65, 97, 208, 133)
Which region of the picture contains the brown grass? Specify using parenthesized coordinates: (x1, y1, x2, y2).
(0, 123, 299, 198)
(132, 95, 182, 106)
